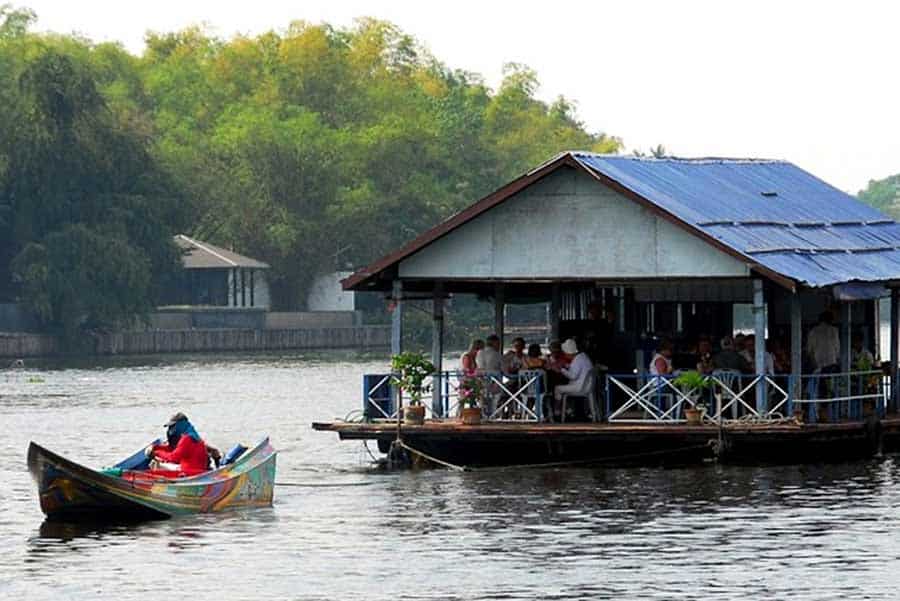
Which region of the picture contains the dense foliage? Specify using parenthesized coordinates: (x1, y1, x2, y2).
(0, 7, 619, 338)
(858, 174, 900, 219)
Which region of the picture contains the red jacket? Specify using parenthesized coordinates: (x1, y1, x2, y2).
(153, 435, 209, 476)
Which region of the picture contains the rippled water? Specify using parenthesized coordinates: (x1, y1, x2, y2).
(2, 352, 900, 600)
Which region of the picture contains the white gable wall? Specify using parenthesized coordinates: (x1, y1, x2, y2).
(398, 169, 750, 280)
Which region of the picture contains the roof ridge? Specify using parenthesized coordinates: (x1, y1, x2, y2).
(568, 151, 787, 164)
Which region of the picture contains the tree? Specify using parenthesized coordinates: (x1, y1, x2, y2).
(1, 45, 183, 339)
(858, 174, 900, 219)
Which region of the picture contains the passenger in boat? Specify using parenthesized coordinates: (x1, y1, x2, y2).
(648, 340, 674, 376)
(524, 343, 547, 369)
(501, 337, 527, 375)
(146, 413, 210, 477)
(807, 311, 840, 372)
(476, 334, 502, 373)
(460, 338, 484, 375)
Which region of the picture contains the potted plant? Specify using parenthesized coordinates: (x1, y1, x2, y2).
(673, 370, 711, 425)
(391, 351, 435, 425)
(458, 376, 484, 425)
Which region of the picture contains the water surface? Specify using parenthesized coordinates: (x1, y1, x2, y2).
(1, 352, 899, 600)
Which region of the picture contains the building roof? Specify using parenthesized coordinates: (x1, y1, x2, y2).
(174, 235, 269, 270)
(344, 152, 900, 291)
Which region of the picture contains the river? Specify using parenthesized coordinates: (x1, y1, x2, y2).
(1, 352, 899, 600)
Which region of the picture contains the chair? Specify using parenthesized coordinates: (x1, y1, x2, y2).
(561, 367, 599, 423)
(712, 369, 741, 419)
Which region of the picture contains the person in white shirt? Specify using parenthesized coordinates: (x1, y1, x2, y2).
(553, 339, 594, 402)
(475, 334, 502, 373)
(648, 340, 674, 376)
(806, 311, 840, 371)
(475, 334, 502, 417)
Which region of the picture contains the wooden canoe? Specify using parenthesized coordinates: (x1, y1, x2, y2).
(28, 438, 277, 521)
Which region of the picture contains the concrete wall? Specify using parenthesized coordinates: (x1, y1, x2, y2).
(399, 168, 751, 280)
(264, 311, 359, 329)
(148, 309, 359, 330)
(0, 326, 389, 358)
(0, 333, 58, 358)
(307, 271, 356, 311)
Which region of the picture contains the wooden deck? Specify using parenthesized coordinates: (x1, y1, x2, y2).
(312, 417, 900, 467)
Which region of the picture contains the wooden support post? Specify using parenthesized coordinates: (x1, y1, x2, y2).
(391, 280, 403, 356)
(431, 283, 444, 419)
(892, 289, 900, 414)
(840, 303, 852, 373)
(790, 291, 802, 406)
(753, 279, 767, 414)
(495, 283, 505, 349)
(840, 302, 852, 420)
(550, 283, 561, 341)
(870, 298, 880, 361)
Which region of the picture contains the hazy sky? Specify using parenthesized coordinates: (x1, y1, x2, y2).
(21, 0, 900, 193)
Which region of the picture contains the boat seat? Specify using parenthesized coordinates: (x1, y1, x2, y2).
(222, 444, 248, 466)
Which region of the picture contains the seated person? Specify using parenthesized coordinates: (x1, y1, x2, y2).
(460, 338, 484, 375)
(649, 340, 674, 376)
(713, 336, 750, 372)
(501, 337, 527, 375)
(476, 334, 502, 373)
(524, 343, 546, 369)
(852, 333, 875, 371)
(695, 337, 714, 375)
(546, 340, 571, 371)
(552, 339, 595, 417)
(146, 412, 210, 477)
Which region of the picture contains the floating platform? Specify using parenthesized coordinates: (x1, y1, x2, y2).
(312, 417, 899, 468)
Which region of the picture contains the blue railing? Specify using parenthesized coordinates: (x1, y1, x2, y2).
(363, 369, 887, 424)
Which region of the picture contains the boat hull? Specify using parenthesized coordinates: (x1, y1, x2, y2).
(28, 439, 277, 522)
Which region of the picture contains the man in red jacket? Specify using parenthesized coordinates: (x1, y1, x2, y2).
(146, 413, 210, 477)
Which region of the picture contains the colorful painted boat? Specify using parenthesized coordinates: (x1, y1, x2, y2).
(28, 438, 276, 521)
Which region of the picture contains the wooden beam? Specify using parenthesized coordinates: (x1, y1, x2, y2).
(753, 278, 767, 413)
(495, 283, 505, 349)
(431, 282, 444, 419)
(892, 289, 899, 414)
(790, 291, 802, 406)
(391, 280, 403, 356)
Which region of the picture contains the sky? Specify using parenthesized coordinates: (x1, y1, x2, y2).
(19, 0, 900, 193)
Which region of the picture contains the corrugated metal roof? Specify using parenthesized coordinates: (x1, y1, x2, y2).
(174, 235, 270, 270)
(571, 153, 900, 287)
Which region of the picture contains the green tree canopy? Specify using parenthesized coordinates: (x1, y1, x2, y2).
(1, 12, 622, 326)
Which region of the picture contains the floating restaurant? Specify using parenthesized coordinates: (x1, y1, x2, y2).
(314, 152, 900, 467)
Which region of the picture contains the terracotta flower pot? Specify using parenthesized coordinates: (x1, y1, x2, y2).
(403, 404, 426, 425)
(684, 407, 702, 425)
(461, 406, 482, 425)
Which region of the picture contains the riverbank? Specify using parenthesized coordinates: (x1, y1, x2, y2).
(0, 326, 389, 359)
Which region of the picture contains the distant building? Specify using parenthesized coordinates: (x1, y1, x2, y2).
(307, 271, 356, 311)
(166, 235, 270, 310)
